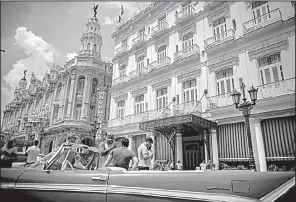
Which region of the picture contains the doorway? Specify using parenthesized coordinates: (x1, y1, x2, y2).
(183, 141, 203, 170)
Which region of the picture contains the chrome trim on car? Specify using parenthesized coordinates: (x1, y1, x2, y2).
(259, 177, 295, 202)
(1, 182, 16, 189)
(13, 183, 107, 193)
(107, 185, 257, 202)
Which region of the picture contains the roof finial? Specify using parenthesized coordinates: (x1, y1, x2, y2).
(91, 3, 99, 18)
(22, 69, 28, 80)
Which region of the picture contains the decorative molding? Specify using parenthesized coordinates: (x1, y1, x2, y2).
(154, 37, 169, 51)
(151, 78, 171, 90)
(130, 86, 148, 97)
(112, 92, 128, 102)
(178, 23, 197, 40)
(208, 56, 239, 74)
(177, 68, 202, 83)
(208, 6, 231, 27)
(135, 48, 147, 58)
(118, 58, 129, 69)
(248, 40, 287, 60)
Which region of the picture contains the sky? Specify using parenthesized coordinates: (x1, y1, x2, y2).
(1, 1, 152, 117)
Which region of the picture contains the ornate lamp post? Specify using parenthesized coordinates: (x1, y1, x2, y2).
(231, 82, 258, 171)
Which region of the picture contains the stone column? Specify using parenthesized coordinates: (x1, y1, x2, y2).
(70, 76, 79, 120)
(175, 129, 183, 165)
(81, 75, 91, 120)
(250, 118, 267, 172)
(66, 75, 76, 119)
(210, 129, 219, 169)
(204, 141, 209, 164)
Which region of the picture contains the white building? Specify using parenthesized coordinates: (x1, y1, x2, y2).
(107, 1, 295, 171)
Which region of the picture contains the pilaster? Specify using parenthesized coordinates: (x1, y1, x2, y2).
(175, 129, 183, 165)
(81, 74, 91, 120)
(70, 76, 79, 120)
(210, 128, 219, 169)
(66, 75, 76, 119)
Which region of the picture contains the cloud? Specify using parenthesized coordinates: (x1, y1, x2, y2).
(66, 52, 78, 61)
(3, 27, 56, 91)
(103, 17, 112, 25)
(1, 87, 13, 102)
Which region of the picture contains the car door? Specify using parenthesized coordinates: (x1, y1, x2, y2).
(14, 169, 109, 202)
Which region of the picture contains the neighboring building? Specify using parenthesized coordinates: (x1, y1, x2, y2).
(1, 13, 113, 154)
(107, 1, 295, 171)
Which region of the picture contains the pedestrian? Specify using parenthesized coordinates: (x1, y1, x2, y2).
(0, 140, 18, 168)
(170, 160, 174, 170)
(103, 137, 138, 170)
(98, 134, 116, 168)
(137, 137, 154, 170)
(176, 160, 183, 170)
(200, 160, 207, 171)
(25, 140, 41, 166)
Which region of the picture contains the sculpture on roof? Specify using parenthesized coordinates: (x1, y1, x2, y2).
(92, 3, 99, 18)
(22, 69, 28, 80)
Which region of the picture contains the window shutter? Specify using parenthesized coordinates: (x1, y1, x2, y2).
(272, 66, 279, 82)
(280, 65, 284, 81)
(226, 79, 231, 93)
(239, 78, 243, 89)
(264, 68, 271, 84)
(220, 80, 225, 94)
(232, 19, 236, 31)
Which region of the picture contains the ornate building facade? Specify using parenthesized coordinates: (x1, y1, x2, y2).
(107, 1, 295, 171)
(1, 13, 113, 154)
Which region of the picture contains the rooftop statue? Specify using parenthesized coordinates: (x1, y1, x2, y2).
(92, 3, 99, 18)
(22, 69, 28, 80)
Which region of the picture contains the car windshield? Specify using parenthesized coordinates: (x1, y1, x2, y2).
(29, 150, 57, 169)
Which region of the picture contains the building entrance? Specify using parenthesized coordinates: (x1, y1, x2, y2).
(183, 141, 203, 170)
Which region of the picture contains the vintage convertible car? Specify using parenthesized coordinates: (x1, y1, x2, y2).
(1, 143, 294, 202)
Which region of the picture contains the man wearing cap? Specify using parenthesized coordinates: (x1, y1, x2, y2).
(98, 134, 116, 168)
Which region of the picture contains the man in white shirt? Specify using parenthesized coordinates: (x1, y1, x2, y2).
(138, 137, 154, 170)
(176, 160, 183, 170)
(200, 160, 207, 171)
(26, 140, 40, 164)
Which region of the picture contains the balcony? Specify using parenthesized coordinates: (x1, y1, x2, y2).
(175, 4, 197, 25)
(132, 34, 148, 49)
(204, 29, 235, 53)
(115, 45, 129, 58)
(129, 67, 149, 80)
(151, 21, 169, 38)
(148, 57, 171, 73)
(174, 44, 200, 63)
(243, 9, 282, 37)
(173, 100, 202, 116)
(108, 108, 171, 128)
(207, 93, 233, 109)
(112, 75, 130, 87)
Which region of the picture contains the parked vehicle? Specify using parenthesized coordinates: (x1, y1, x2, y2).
(1, 143, 294, 202)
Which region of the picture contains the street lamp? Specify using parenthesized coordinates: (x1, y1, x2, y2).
(231, 82, 258, 171)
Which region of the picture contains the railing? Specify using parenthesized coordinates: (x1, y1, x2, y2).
(174, 44, 200, 62)
(176, 4, 195, 21)
(204, 29, 235, 49)
(108, 108, 171, 128)
(207, 93, 233, 109)
(113, 75, 130, 86)
(129, 66, 149, 80)
(148, 57, 171, 72)
(115, 45, 129, 56)
(132, 34, 148, 46)
(173, 100, 202, 116)
(243, 9, 282, 34)
(151, 21, 169, 36)
(257, 77, 295, 99)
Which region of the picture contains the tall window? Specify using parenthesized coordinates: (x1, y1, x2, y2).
(213, 17, 227, 41)
(182, 2, 192, 16)
(157, 45, 167, 65)
(135, 95, 145, 114)
(183, 33, 194, 53)
(183, 79, 197, 102)
(93, 44, 97, 52)
(122, 39, 128, 49)
(56, 83, 62, 100)
(251, 1, 270, 25)
(216, 68, 235, 95)
(119, 65, 126, 77)
(75, 105, 82, 120)
(117, 101, 125, 118)
(78, 78, 85, 92)
(258, 53, 283, 84)
(92, 80, 97, 95)
(87, 43, 90, 50)
(158, 15, 166, 30)
(137, 55, 145, 69)
(156, 88, 168, 109)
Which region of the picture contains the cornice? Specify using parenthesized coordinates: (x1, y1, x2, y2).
(154, 36, 169, 51)
(177, 68, 202, 83)
(130, 86, 148, 97)
(207, 56, 239, 74)
(151, 78, 171, 90)
(112, 92, 128, 102)
(177, 23, 197, 40)
(247, 40, 287, 60)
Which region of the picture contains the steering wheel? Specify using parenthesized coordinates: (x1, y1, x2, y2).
(65, 160, 75, 171)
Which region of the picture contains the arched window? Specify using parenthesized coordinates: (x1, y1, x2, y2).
(92, 80, 97, 95)
(56, 83, 62, 100)
(75, 106, 82, 120)
(87, 43, 91, 50)
(78, 77, 85, 92)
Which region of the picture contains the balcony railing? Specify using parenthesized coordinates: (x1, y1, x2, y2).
(129, 66, 149, 80)
(243, 9, 282, 34)
(174, 44, 200, 62)
(176, 4, 196, 21)
(115, 45, 129, 56)
(113, 75, 130, 86)
(108, 108, 171, 128)
(204, 29, 235, 49)
(173, 100, 202, 116)
(148, 57, 171, 72)
(207, 78, 295, 109)
(132, 34, 148, 47)
(151, 21, 169, 36)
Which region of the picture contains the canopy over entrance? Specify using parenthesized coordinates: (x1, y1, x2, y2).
(139, 114, 217, 167)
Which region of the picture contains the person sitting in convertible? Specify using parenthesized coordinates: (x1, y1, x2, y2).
(73, 155, 87, 170)
(103, 137, 138, 171)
